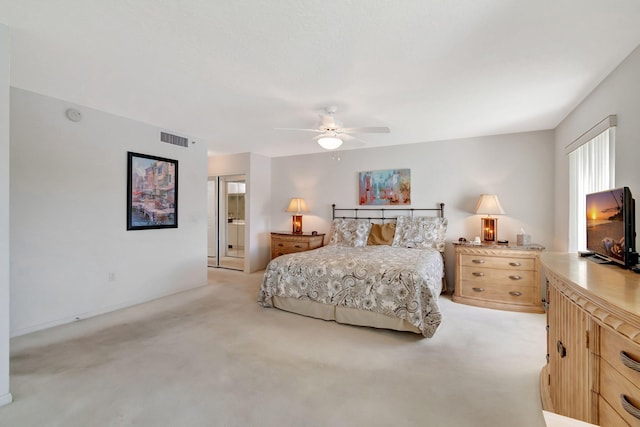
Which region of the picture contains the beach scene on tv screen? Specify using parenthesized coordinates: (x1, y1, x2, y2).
(586, 189, 625, 262)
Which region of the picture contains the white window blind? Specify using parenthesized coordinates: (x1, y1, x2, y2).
(568, 123, 615, 252)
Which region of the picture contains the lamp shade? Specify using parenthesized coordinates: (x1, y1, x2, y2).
(317, 136, 343, 150)
(286, 198, 308, 214)
(474, 194, 505, 215)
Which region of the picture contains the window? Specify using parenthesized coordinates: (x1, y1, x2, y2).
(567, 116, 616, 252)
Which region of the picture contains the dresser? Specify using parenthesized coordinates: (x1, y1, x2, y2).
(270, 232, 325, 260)
(541, 253, 640, 426)
(452, 243, 545, 313)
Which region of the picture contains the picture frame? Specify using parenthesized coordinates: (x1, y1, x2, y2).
(358, 168, 411, 205)
(127, 152, 178, 230)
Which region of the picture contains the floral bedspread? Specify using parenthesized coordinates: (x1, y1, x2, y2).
(258, 245, 444, 337)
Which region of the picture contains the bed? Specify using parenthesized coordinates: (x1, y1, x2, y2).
(258, 204, 447, 337)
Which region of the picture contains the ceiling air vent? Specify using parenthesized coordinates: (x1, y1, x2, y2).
(160, 131, 189, 148)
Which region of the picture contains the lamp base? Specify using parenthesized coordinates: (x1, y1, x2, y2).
(291, 215, 303, 234)
(481, 217, 498, 243)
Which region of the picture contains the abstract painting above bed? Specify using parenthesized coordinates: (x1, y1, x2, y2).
(258, 245, 444, 337)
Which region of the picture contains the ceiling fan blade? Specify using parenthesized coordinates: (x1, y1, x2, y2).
(338, 126, 390, 134)
(339, 133, 366, 146)
(275, 127, 323, 133)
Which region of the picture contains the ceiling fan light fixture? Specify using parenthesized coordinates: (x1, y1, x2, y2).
(317, 136, 343, 150)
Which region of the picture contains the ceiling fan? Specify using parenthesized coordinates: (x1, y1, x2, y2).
(276, 106, 390, 150)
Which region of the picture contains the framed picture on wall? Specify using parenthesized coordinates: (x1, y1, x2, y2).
(358, 168, 411, 205)
(127, 152, 178, 230)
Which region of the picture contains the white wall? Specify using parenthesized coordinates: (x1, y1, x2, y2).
(554, 45, 640, 252)
(0, 23, 13, 407)
(271, 130, 555, 282)
(247, 153, 271, 272)
(208, 153, 272, 272)
(209, 152, 250, 177)
(10, 88, 208, 336)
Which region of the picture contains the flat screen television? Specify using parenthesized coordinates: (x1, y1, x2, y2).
(585, 186, 637, 268)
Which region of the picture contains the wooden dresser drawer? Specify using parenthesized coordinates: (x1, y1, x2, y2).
(460, 265, 534, 286)
(599, 327, 640, 425)
(459, 254, 534, 271)
(540, 253, 640, 425)
(600, 360, 640, 426)
(601, 327, 640, 386)
(599, 396, 630, 427)
(458, 280, 536, 306)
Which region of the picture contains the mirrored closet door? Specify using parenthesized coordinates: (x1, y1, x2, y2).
(207, 175, 246, 271)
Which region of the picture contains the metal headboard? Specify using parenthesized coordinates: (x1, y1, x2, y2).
(332, 203, 445, 222)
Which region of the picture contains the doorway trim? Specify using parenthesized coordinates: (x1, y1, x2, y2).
(207, 175, 246, 271)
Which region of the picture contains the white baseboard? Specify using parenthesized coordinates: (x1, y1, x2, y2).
(0, 392, 12, 407)
(10, 280, 209, 338)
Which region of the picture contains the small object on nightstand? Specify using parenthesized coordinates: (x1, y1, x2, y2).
(458, 237, 467, 242)
(631, 266, 640, 273)
(498, 240, 508, 245)
(516, 229, 531, 246)
(311, 231, 318, 236)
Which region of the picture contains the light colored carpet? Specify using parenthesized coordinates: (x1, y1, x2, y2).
(0, 269, 547, 427)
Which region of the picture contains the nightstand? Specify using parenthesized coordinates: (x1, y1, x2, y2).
(270, 232, 325, 260)
(452, 243, 544, 313)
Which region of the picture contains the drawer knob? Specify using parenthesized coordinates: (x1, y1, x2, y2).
(620, 351, 640, 373)
(509, 291, 523, 297)
(472, 287, 485, 292)
(509, 262, 521, 267)
(277, 243, 284, 247)
(621, 394, 640, 420)
(509, 275, 522, 280)
(472, 272, 485, 277)
(472, 259, 485, 264)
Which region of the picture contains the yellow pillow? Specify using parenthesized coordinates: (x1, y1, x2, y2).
(367, 223, 396, 245)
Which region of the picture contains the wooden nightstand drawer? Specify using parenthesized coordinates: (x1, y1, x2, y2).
(459, 254, 534, 271)
(274, 240, 311, 251)
(453, 244, 544, 313)
(460, 265, 534, 286)
(458, 281, 536, 306)
(270, 232, 325, 260)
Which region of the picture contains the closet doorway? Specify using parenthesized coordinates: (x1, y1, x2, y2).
(207, 174, 246, 271)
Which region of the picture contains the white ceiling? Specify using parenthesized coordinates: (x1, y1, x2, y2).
(2, 1, 640, 157)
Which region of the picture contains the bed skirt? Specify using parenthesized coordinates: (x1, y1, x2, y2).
(272, 296, 422, 334)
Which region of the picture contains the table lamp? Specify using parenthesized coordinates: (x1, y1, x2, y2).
(474, 194, 505, 243)
(286, 198, 308, 234)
